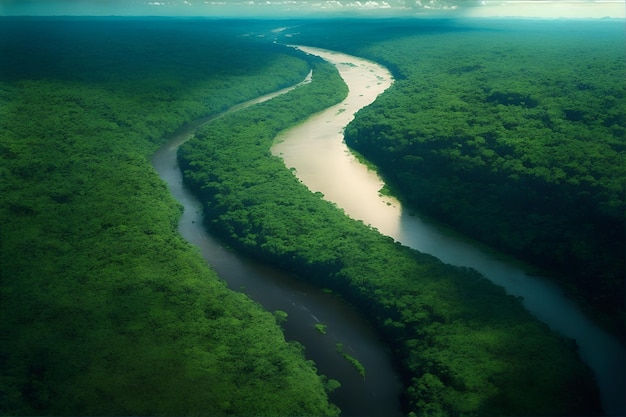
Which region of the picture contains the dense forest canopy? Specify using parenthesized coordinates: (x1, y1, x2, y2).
(0, 16, 615, 417)
(178, 21, 603, 416)
(0, 18, 339, 415)
(277, 18, 626, 339)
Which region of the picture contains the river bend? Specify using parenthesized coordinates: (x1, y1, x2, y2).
(152, 43, 625, 416)
(152, 68, 402, 416)
(272, 46, 625, 416)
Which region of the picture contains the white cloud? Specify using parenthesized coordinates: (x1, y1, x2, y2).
(467, 0, 625, 18)
(4, 0, 622, 18)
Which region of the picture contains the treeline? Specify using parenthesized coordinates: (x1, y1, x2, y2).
(282, 19, 626, 340)
(0, 18, 339, 415)
(178, 43, 602, 416)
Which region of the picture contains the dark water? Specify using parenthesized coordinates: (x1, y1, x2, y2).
(151, 81, 402, 417)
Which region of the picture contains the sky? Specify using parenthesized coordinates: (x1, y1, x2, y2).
(0, 0, 624, 18)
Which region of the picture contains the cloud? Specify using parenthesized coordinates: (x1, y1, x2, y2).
(1, 0, 623, 17)
(466, 0, 626, 18)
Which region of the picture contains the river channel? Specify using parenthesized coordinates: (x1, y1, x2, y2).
(152, 72, 402, 416)
(273, 46, 625, 416)
(152, 43, 625, 416)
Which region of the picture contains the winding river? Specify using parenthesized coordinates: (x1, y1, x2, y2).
(152, 72, 402, 416)
(152, 44, 625, 416)
(273, 46, 625, 416)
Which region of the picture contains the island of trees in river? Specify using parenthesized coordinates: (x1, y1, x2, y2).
(1, 17, 621, 416)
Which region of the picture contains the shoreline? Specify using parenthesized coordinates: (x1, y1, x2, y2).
(152, 57, 403, 417)
(272, 46, 625, 416)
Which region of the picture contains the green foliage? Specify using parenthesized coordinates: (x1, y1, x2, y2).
(0, 18, 338, 416)
(335, 343, 366, 378)
(324, 378, 342, 393)
(274, 310, 289, 324)
(314, 323, 328, 334)
(178, 36, 602, 415)
(288, 19, 626, 339)
(3, 16, 608, 417)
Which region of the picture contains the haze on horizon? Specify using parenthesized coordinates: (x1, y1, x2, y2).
(1, 0, 624, 18)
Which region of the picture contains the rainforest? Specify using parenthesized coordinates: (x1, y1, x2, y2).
(1, 16, 623, 417)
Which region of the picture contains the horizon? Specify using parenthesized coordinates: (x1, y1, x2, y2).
(1, 0, 624, 18)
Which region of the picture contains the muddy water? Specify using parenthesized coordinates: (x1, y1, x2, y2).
(272, 46, 625, 416)
(152, 75, 402, 416)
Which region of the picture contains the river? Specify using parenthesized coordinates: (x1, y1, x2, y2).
(152, 74, 402, 416)
(273, 46, 625, 416)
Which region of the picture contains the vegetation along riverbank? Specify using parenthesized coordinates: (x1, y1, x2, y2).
(0, 16, 611, 416)
(279, 19, 626, 341)
(178, 30, 602, 417)
(0, 18, 339, 415)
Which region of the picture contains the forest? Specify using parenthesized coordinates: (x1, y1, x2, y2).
(276, 18, 626, 340)
(178, 24, 602, 417)
(0, 18, 339, 416)
(0, 16, 613, 417)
